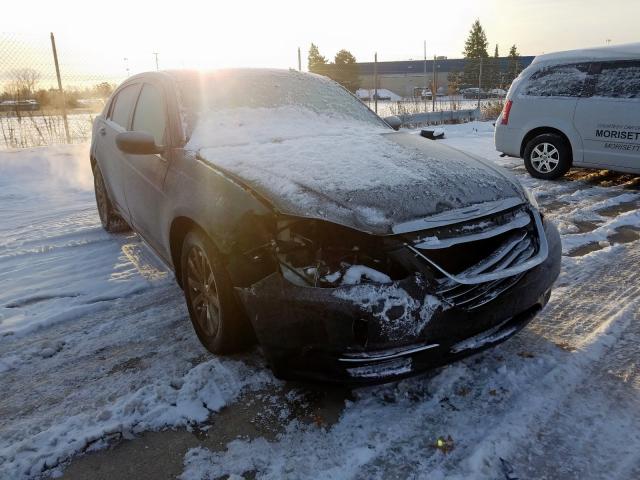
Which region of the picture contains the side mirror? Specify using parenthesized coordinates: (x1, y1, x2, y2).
(384, 115, 402, 131)
(116, 131, 164, 155)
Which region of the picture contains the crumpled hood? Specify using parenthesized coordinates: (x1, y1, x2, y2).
(195, 122, 524, 234)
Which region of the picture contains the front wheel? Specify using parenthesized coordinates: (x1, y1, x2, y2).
(180, 230, 253, 354)
(523, 133, 572, 180)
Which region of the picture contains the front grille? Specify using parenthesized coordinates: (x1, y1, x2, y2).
(404, 205, 546, 311)
(437, 272, 525, 310)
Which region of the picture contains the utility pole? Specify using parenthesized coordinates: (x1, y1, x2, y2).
(124, 57, 130, 77)
(374, 52, 378, 114)
(153, 52, 159, 71)
(477, 56, 483, 109)
(432, 55, 437, 112)
(49, 32, 70, 143)
(423, 40, 427, 109)
(297, 47, 301, 71)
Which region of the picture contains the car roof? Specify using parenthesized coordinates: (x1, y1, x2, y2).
(120, 68, 318, 89)
(144, 68, 318, 83)
(531, 42, 640, 67)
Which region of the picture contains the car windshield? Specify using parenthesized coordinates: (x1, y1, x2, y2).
(178, 69, 388, 140)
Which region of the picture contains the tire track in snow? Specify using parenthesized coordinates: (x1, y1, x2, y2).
(447, 240, 640, 479)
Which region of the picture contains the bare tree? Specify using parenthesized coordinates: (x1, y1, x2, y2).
(7, 68, 41, 98)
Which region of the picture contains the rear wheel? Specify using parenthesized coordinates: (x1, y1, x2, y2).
(180, 230, 253, 354)
(523, 133, 572, 180)
(93, 164, 130, 233)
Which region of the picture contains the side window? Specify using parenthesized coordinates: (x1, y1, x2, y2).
(109, 85, 140, 129)
(132, 84, 167, 146)
(521, 63, 589, 97)
(594, 60, 640, 99)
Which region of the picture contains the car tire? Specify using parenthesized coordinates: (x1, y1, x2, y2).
(93, 163, 130, 233)
(523, 133, 572, 180)
(180, 230, 253, 354)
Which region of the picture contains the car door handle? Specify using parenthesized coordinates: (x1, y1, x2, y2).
(99, 127, 106, 136)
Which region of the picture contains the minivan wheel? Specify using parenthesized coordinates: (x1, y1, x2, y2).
(93, 164, 130, 232)
(180, 230, 253, 354)
(523, 134, 571, 180)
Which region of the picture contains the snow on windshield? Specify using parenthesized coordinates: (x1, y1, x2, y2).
(180, 69, 385, 141)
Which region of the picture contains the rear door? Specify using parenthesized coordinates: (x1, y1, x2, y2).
(121, 81, 171, 251)
(573, 60, 640, 171)
(95, 83, 141, 216)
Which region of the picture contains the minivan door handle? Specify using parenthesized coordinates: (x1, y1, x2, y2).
(98, 127, 106, 136)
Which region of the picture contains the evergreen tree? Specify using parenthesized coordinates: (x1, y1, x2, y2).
(491, 44, 501, 90)
(505, 44, 522, 85)
(330, 49, 360, 93)
(462, 19, 489, 88)
(307, 43, 328, 74)
(483, 44, 501, 90)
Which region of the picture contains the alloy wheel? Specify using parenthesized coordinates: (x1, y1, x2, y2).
(186, 246, 221, 337)
(530, 142, 560, 174)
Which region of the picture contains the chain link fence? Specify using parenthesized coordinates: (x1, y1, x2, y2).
(1, 33, 519, 149)
(311, 56, 516, 121)
(0, 32, 124, 148)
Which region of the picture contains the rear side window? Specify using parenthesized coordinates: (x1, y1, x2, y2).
(132, 84, 166, 145)
(110, 85, 139, 129)
(594, 60, 640, 99)
(521, 63, 589, 97)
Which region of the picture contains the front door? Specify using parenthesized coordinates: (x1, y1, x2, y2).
(121, 82, 171, 251)
(96, 83, 141, 216)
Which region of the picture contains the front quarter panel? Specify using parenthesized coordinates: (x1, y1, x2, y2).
(161, 149, 277, 287)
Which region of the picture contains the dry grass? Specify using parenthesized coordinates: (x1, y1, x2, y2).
(481, 99, 505, 120)
(0, 111, 94, 148)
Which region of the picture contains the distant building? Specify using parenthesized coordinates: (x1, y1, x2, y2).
(356, 56, 535, 98)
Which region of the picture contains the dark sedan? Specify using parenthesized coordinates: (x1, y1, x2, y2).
(90, 69, 561, 383)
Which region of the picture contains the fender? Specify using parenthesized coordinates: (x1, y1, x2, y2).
(161, 149, 277, 287)
(518, 115, 584, 164)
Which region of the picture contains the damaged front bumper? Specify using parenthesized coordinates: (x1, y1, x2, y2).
(237, 219, 561, 384)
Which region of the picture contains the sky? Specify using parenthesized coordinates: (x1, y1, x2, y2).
(1, 0, 639, 82)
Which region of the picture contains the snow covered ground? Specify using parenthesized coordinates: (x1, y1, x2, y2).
(1, 122, 639, 479)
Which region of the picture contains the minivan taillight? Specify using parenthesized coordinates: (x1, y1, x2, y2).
(501, 99, 513, 125)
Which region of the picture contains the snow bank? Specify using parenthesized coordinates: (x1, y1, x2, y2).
(0, 358, 274, 478)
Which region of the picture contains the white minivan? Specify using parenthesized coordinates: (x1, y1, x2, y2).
(495, 43, 640, 179)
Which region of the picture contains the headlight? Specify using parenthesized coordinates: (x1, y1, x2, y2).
(274, 218, 406, 287)
(523, 187, 539, 209)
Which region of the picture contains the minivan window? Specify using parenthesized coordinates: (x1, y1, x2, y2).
(132, 84, 166, 145)
(110, 85, 139, 129)
(594, 60, 640, 99)
(521, 63, 589, 97)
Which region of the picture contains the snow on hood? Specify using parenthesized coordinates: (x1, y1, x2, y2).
(188, 106, 523, 234)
